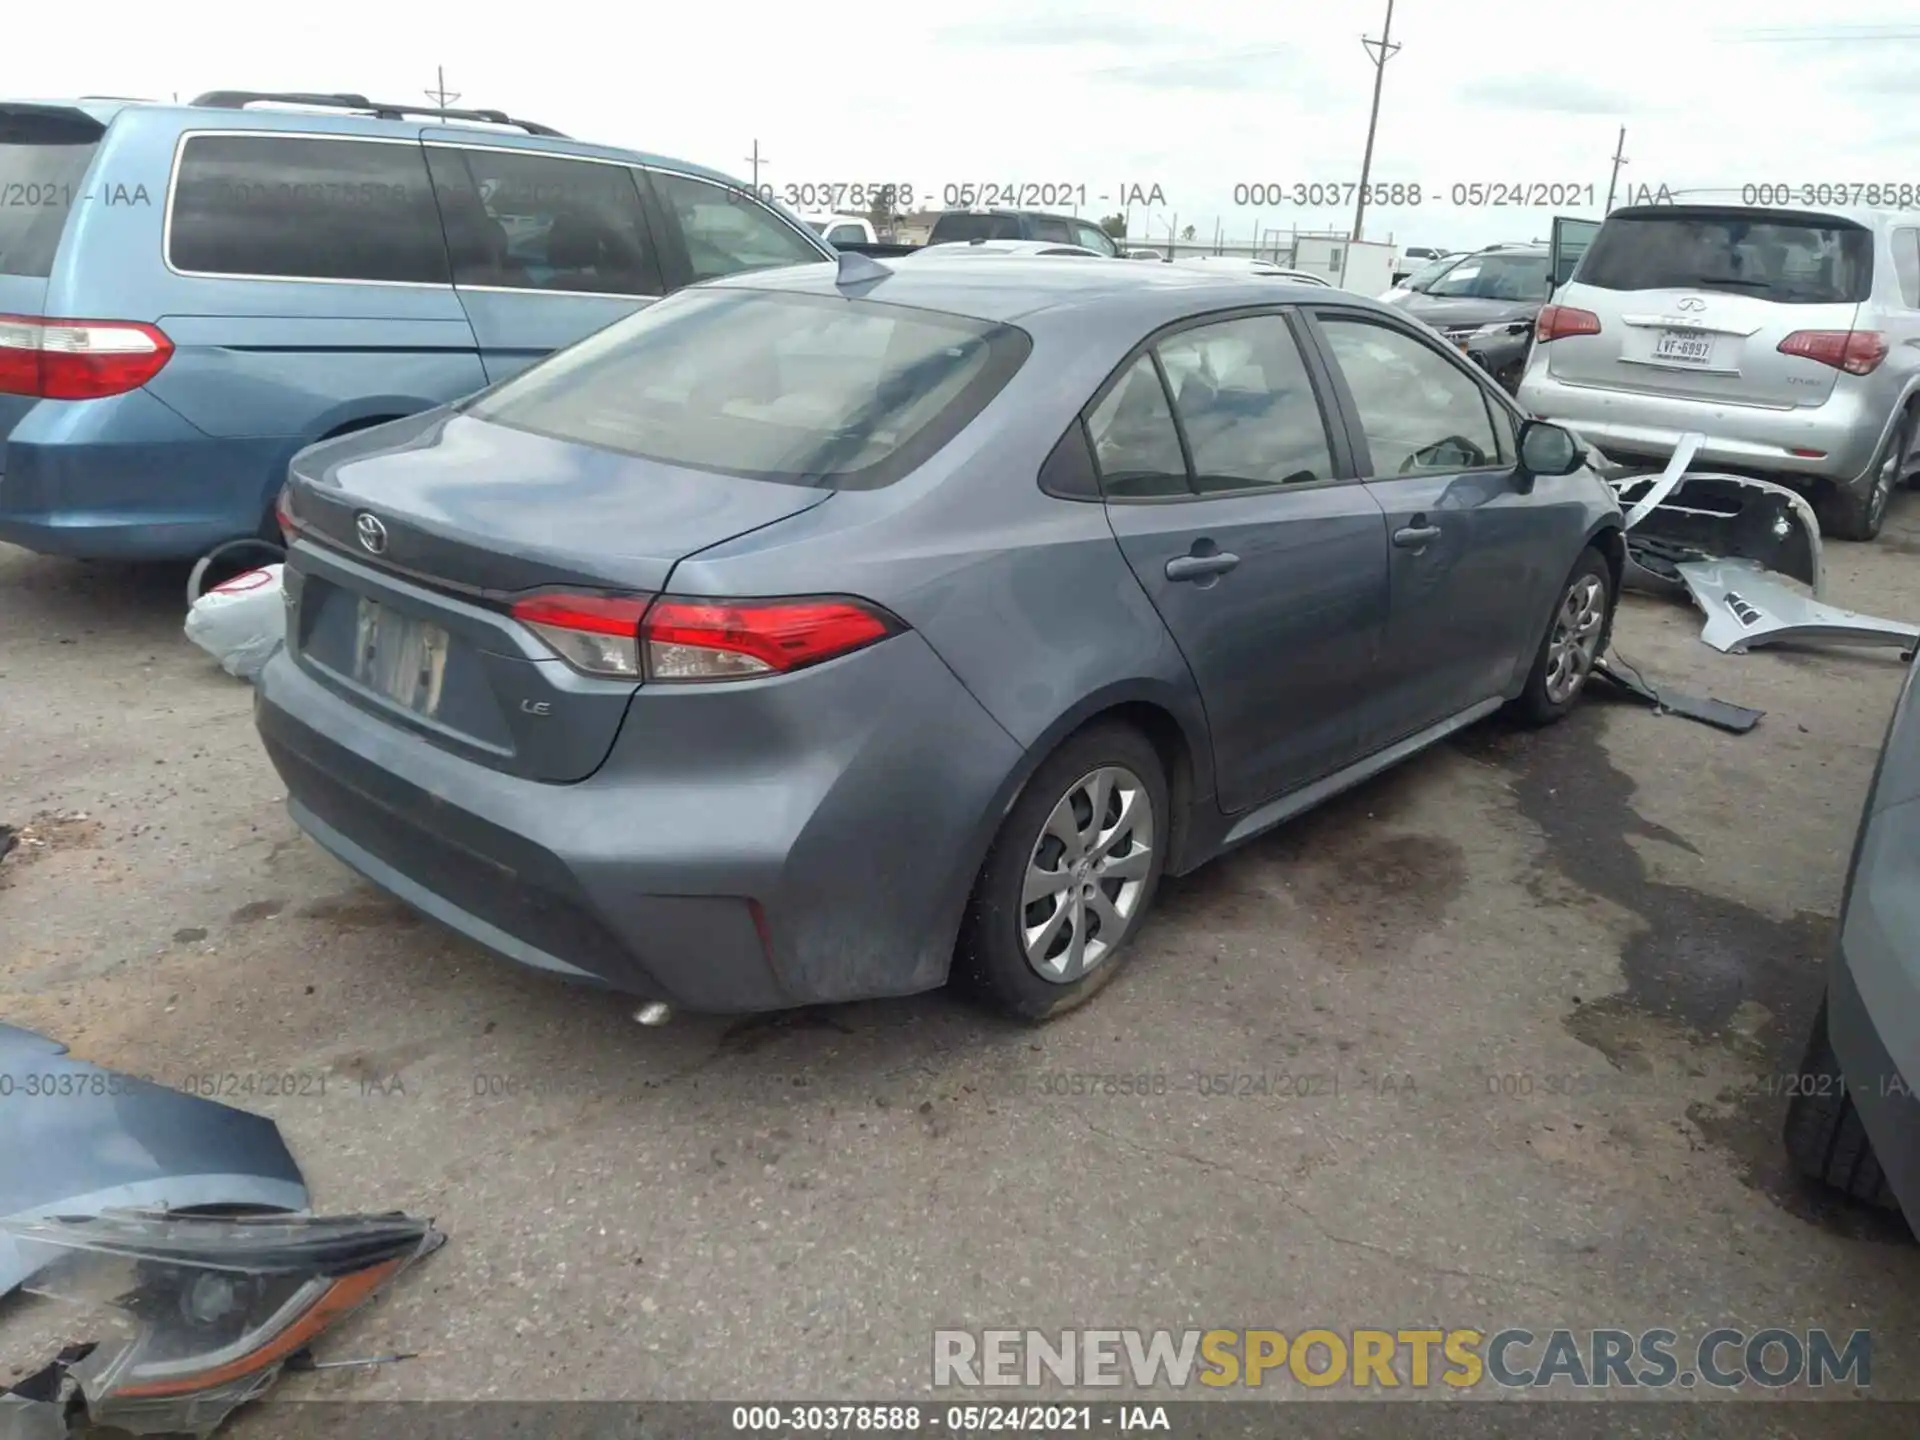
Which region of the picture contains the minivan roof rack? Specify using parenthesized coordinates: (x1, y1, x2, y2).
(188, 91, 568, 138)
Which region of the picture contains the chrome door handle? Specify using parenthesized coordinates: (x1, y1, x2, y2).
(1165, 552, 1241, 581)
(1392, 524, 1441, 548)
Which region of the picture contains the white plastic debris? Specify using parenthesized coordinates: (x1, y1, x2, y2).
(184, 564, 286, 680)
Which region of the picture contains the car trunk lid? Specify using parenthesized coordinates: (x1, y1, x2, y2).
(284, 410, 833, 783)
(1545, 206, 1872, 409)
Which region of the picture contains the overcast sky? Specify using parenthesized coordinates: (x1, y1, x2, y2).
(16, 0, 1920, 250)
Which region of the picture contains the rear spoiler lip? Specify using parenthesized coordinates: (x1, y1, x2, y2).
(1606, 203, 1872, 232)
(0, 100, 116, 137)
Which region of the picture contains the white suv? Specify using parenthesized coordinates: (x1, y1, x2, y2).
(1517, 204, 1920, 540)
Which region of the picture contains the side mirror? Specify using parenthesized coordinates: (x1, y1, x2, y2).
(1516, 419, 1584, 486)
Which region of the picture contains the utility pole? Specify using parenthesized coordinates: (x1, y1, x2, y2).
(1604, 127, 1629, 214)
(744, 140, 767, 194)
(1351, 0, 1400, 243)
(424, 65, 459, 119)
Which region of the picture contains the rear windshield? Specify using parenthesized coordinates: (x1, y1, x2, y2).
(0, 111, 102, 278)
(465, 288, 1032, 489)
(1423, 253, 1551, 301)
(930, 213, 1023, 243)
(1576, 211, 1872, 303)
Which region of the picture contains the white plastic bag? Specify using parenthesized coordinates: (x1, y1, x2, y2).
(184, 564, 286, 680)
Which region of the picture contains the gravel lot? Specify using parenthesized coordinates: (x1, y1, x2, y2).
(5, 505, 1920, 1414)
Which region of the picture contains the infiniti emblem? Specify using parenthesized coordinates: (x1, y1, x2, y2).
(355, 512, 389, 554)
(1675, 297, 1706, 312)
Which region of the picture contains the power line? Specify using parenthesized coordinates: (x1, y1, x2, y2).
(424, 65, 460, 118)
(1351, 0, 1400, 245)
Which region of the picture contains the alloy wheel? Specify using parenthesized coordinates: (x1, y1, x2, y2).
(1544, 574, 1607, 705)
(1021, 766, 1155, 983)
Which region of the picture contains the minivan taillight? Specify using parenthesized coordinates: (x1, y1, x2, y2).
(1534, 305, 1602, 343)
(1777, 330, 1887, 376)
(0, 314, 174, 399)
(510, 592, 903, 681)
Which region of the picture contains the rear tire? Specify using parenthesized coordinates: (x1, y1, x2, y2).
(1509, 547, 1614, 727)
(1817, 409, 1909, 542)
(956, 723, 1168, 1023)
(1783, 996, 1900, 1209)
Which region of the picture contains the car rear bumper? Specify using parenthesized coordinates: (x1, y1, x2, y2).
(1829, 795, 1920, 1220)
(1516, 368, 1885, 484)
(253, 628, 1025, 1014)
(0, 390, 291, 560)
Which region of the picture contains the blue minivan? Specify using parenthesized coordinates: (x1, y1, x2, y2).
(0, 91, 834, 560)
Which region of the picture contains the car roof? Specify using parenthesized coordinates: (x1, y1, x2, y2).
(7, 96, 749, 191)
(919, 240, 1099, 256)
(1605, 202, 1920, 229)
(706, 253, 1381, 326)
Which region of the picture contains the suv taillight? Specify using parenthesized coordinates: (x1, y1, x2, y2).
(1777, 330, 1887, 376)
(0, 314, 174, 399)
(509, 593, 903, 681)
(1534, 304, 1602, 343)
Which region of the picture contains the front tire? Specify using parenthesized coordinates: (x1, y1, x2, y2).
(956, 723, 1168, 1022)
(1510, 546, 1614, 727)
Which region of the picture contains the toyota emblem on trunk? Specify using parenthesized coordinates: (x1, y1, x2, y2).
(355, 513, 389, 554)
(1675, 297, 1706, 311)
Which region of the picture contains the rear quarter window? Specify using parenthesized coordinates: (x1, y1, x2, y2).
(1576, 210, 1872, 304)
(168, 134, 449, 284)
(930, 213, 1023, 244)
(464, 288, 1031, 490)
(0, 109, 102, 278)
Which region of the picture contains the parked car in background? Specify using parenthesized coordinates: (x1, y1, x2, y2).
(912, 239, 1103, 258)
(1517, 203, 1920, 540)
(927, 208, 1123, 257)
(1390, 244, 1451, 285)
(804, 214, 878, 246)
(0, 90, 832, 562)
(1380, 253, 1466, 302)
(1381, 244, 1553, 395)
(1169, 256, 1333, 286)
(1786, 652, 1920, 1224)
(256, 256, 1622, 1022)
(1127, 248, 1165, 261)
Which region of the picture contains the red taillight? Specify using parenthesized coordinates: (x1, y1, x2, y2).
(0, 313, 174, 399)
(1777, 329, 1887, 376)
(509, 591, 901, 681)
(510, 593, 653, 677)
(1534, 305, 1602, 344)
(275, 484, 297, 542)
(642, 596, 898, 681)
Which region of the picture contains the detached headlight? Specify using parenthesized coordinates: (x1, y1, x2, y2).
(2, 1209, 442, 1434)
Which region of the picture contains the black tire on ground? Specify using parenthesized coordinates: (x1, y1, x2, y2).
(1817, 409, 1910, 541)
(955, 722, 1169, 1023)
(1508, 546, 1615, 728)
(1783, 996, 1900, 1209)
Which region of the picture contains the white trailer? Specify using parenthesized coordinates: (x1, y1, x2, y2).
(1291, 236, 1399, 294)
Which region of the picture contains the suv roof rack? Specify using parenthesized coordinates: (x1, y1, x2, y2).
(188, 91, 567, 138)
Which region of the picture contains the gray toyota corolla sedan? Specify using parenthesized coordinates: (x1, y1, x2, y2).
(255, 254, 1625, 1021)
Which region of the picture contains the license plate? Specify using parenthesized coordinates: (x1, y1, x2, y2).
(352, 597, 448, 717)
(1653, 329, 1714, 365)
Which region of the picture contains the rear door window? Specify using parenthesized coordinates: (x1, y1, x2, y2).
(1031, 216, 1073, 243)
(169, 134, 448, 283)
(427, 146, 663, 295)
(1892, 228, 1920, 309)
(1086, 356, 1188, 499)
(464, 288, 1030, 489)
(1154, 315, 1335, 492)
(0, 109, 102, 277)
(648, 171, 825, 282)
(1575, 210, 1873, 303)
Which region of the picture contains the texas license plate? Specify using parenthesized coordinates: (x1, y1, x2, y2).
(352, 597, 448, 717)
(1653, 329, 1714, 364)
